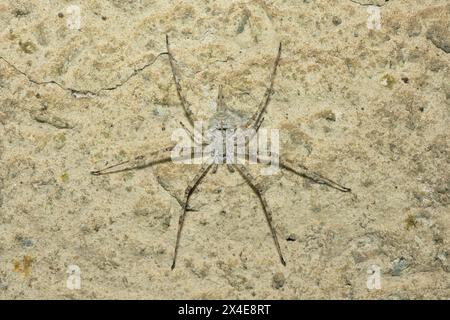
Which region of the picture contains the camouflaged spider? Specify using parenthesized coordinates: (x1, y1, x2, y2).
(91, 35, 351, 269)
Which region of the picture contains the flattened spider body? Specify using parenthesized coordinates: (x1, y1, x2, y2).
(91, 35, 351, 269)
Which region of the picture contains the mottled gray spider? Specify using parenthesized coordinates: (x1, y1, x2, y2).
(91, 35, 351, 269)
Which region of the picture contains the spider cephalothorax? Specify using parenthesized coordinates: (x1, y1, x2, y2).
(91, 35, 351, 269)
(208, 94, 245, 131)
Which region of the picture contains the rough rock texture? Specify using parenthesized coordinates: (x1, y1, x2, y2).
(0, 0, 449, 299)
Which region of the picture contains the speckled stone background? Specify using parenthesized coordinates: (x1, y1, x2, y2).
(0, 0, 449, 299)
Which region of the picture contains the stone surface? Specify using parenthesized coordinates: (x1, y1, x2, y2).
(0, 0, 449, 299)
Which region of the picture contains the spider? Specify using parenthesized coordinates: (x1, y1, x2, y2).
(91, 35, 351, 269)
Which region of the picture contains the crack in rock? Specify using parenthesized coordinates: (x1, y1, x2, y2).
(155, 175, 196, 211)
(0, 52, 168, 98)
(349, 0, 391, 7)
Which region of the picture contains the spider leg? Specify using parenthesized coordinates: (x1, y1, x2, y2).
(233, 164, 286, 266)
(256, 152, 351, 192)
(211, 164, 219, 174)
(91, 145, 176, 175)
(281, 158, 351, 192)
(226, 164, 235, 173)
(166, 35, 196, 127)
(179, 120, 207, 147)
(243, 42, 281, 133)
(172, 160, 214, 269)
